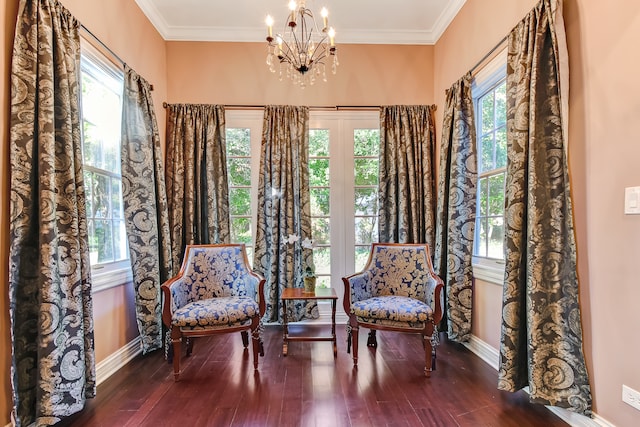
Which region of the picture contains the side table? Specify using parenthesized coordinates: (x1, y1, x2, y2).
(281, 287, 338, 357)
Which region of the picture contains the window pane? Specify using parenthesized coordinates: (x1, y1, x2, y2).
(355, 216, 377, 245)
(84, 171, 94, 218)
(226, 128, 250, 156)
(488, 173, 505, 216)
(475, 219, 487, 258)
(92, 173, 111, 218)
(94, 219, 114, 263)
(354, 188, 378, 216)
(229, 188, 251, 216)
(481, 92, 495, 135)
(309, 129, 329, 157)
(495, 83, 507, 127)
(488, 217, 504, 259)
(311, 188, 330, 216)
(312, 218, 330, 244)
(478, 177, 488, 217)
(227, 158, 251, 186)
(111, 179, 123, 219)
(231, 217, 252, 244)
(309, 159, 329, 187)
(354, 129, 379, 156)
(355, 246, 371, 272)
(113, 220, 127, 261)
(480, 134, 495, 173)
(313, 247, 330, 275)
(354, 159, 378, 186)
(495, 126, 507, 169)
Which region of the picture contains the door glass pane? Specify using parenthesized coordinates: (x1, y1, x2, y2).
(229, 188, 251, 216)
(354, 159, 378, 186)
(228, 158, 251, 186)
(311, 188, 330, 216)
(354, 188, 378, 216)
(355, 217, 377, 245)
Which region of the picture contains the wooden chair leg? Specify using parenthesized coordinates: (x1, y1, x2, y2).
(241, 330, 249, 348)
(250, 317, 260, 370)
(171, 327, 182, 381)
(351, 325, 359, 367)
(423, 333, 433, 378)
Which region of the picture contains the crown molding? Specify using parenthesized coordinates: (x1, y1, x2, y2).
(136, 0, 467, 45)
(431, 0, 467, 43)
(135, 0, 171, 39)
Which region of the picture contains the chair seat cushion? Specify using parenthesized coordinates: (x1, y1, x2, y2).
(352, 296, 433, 324)
(172, 296, 259, 329)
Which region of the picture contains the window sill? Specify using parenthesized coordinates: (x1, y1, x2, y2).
(472, 263, 504, 286)
(92, 266, 133, 293)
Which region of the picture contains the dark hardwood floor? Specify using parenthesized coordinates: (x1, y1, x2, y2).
(61, 325, 567, 426)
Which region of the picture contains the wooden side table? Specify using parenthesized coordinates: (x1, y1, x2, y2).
(281, 287, 338, 357)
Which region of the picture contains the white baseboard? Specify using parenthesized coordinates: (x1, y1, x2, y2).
(96, 336, 141, 385)
(463, 334, 614, 427)
(462, 334, 499, 370)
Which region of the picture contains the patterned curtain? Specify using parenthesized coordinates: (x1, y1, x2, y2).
(121, 65, 173, 354)
(8, 1, 95, 425)
(433, 73, 477, 342)
(253, 105, 317, 323)
(498, 0, 592, 415)
(379, 105, 437, 246)
(165, 104, 230, 269)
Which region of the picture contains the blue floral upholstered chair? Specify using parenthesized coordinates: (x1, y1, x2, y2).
(342, 243, 444, 377)
(161, 244, 265, 381)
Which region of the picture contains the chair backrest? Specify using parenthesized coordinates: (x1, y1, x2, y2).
(178, 244, 258, 302)
(363, 243, 437, 301)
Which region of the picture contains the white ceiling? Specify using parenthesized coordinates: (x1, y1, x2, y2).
(135, 0, 466, 45)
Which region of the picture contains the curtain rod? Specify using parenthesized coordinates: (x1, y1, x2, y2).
(162, 103, 381, 111)
(80, 24, 154, 91)
(469, 34, 509, 75)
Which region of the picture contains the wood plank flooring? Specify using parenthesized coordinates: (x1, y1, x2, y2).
(60, 325, 567, 426)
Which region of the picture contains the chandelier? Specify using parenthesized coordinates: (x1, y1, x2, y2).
(265, 1, 338, 87)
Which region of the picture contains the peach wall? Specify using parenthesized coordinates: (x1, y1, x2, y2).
(1, 0, 167, 424)
(471, 279, 503, 350)
(166, 42, 434, 106)
(436, 0, 640, 425)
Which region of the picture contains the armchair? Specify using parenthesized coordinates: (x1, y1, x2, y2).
(161, 244, 265, 381)
(342, 243, 444, 377)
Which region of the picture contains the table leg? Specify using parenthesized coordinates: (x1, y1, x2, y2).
(331, 298, 337, 357)
(282, 298, 288, 356)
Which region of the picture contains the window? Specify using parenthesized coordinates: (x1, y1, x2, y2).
(472, 52, 507, 281)
(309, 129, 331, 287)
(80, 42, 130, 286)
(227, 111, 379, 317)
(225, 111, 263, 264)
(353, 129, 380, 271)
(227, 127, 254, 261)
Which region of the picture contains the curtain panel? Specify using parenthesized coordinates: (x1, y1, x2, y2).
(497, 0, 592, 415)
(378, 105, 437, 246)
(253, 105, 317, 323)
(121, 65, 173, 354)
(8, 0, 96, 425)
(434, 73, 477, 343)
(165, 104, 230, 269)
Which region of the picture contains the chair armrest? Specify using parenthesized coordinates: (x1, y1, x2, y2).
(425, 272, 445, 325)
(160, 276, 189, 328)
(239, 269, 266, 317)
(342, 271, 372, 315)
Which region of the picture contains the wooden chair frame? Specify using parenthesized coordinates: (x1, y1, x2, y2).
(161, 244, 266, 381)
(342, 243, 444, 377)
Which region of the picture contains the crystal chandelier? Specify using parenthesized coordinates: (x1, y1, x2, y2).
(265, 1, 338, 87)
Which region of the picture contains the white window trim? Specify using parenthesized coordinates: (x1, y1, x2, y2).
(91, 261, 133, 293)
(472, 48, 507, 286)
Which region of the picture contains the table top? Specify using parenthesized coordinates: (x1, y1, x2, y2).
(281, 287, 337, 300)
